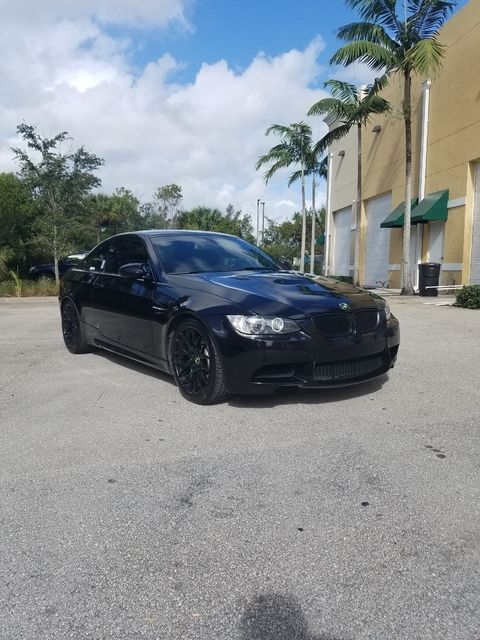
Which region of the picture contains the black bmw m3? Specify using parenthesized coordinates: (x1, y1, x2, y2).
(60, 230, 400, 404)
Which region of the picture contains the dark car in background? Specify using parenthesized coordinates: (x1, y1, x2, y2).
(29, 253, 88, 280)
(59, 230, 400, 404)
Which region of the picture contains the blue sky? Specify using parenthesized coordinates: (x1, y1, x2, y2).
(0, 0, 469, 221)
(130, 0, 359, 84)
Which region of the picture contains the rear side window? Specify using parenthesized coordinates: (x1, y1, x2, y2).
(83, 241, 112, 272)
(103, 236, 150, 274)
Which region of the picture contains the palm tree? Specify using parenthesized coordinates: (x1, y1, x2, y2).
(308, 80, 389, 285)
(330, 0, 456, 294)
(256, 123, 312, 273)
(289, 153, 328, 274)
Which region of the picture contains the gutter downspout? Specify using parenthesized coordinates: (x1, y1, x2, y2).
(324, 152, 334, 276)
(416, 78, 432, 289)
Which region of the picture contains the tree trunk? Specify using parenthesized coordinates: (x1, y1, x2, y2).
(310, 177, 316, 275)
(354, 123, 362, 286)
(300, 162, 306, 273)
(401, 71, 414, 295)
(53, 225, 60, 286)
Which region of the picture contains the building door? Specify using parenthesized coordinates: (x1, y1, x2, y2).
(364, 193, 392, 287)
(471, 163, 480, 284)
(333, 206, 352, 277)
(429, 221, 445, 265)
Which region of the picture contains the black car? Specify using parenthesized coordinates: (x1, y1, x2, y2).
(30, 253, 88, 280)
(59, 230, 399, 404)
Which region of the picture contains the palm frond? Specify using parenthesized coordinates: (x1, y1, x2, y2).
(408, 0, 456, 39)
(330, 41, 396, 71)
(313, 124, 353, 156)
(365, 73, 390, 95)
(307, 97, 354, 119)
(262, 157, 293, 184)
(317, 156, 328, 180)
(256, 148, 290, 171)
(344, 0, 400, 32)
(323, 79, 359, 104)
(287, 169, 303, 187)
(406, 37, 447, 76)
(337, 21, 399, 50)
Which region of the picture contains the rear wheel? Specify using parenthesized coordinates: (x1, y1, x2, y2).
(170, 318, 227, 405)
(61, 299, 91, 354)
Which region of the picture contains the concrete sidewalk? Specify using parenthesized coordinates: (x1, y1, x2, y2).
(0, 296, 58, 304)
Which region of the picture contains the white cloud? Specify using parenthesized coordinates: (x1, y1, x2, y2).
(0, 0, 191, 28)
(0, 4, 330, 223)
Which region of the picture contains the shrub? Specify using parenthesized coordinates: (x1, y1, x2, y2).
(455, 285, 480, 309)
(0, 276, 58, 298)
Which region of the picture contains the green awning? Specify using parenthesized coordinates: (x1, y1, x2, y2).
(411, 189, 449, 224)
(380, 198, 418, 228)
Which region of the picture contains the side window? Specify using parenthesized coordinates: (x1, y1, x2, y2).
(104, 236, 150, 275)
(83, 241, 111, 272)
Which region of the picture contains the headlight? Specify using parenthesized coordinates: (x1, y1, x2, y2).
(226, 315, 300, 336)
(384, 301, 391, 320)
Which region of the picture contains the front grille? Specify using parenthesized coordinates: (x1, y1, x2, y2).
(312, 313, 353, 337)
(354, 309, 379, 334)
(313, 355, 384, 382)
(313, 309, 380, 337)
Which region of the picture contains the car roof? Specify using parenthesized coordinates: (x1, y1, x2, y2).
(135, 229, 233, 238)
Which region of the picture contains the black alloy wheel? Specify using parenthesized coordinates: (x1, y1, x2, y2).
(61, 299, 91, 354)
(171, 318, 226, 404)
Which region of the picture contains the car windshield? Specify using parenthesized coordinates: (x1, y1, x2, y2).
(150, 234, 280, 275)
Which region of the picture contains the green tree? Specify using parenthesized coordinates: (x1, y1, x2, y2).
(0, 173, 35, 273)
(308, 80, 389, 284)
(256, 123, 312, 272)
(289, 154, 328, 274)
(263, 207, 326, 271)
(154, 184, 183, 228)
(330, 0, 455, 294)
(82, 189, 142, 246)
(84, 193, 116, 245)
(176, 205, 254, 240)
(11, 124, 103, 283)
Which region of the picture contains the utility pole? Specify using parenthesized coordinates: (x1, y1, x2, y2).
(261, 201, 265, 245)
(256, 199, 261, 245)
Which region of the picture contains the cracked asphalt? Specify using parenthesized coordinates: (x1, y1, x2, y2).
(0, 297, 479, 639)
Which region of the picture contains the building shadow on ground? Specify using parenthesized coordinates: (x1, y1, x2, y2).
(240, 593, 347, 640)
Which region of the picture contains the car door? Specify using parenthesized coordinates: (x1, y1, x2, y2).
(92, 235, 154, 356)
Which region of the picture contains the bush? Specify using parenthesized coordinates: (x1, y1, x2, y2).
(0, 276, 58, 298)
(455, 285, 480, 309)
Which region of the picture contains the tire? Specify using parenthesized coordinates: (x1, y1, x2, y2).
(61, 299, 91, 354)
(170, 318, 227, 405)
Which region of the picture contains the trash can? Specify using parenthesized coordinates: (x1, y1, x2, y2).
(418, 262, 441, 297)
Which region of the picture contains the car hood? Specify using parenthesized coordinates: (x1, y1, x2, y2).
(171, 271, 383, 317)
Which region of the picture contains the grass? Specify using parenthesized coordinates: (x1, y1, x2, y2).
(0, 277, 59, 298)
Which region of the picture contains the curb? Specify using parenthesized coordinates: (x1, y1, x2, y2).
(0, 296, 58, 305)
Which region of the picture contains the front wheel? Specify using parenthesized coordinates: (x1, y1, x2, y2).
(170, 318, 227, 405)
(61, 299, 91, 354)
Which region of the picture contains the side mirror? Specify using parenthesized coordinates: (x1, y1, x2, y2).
(118, 263, 152, 279)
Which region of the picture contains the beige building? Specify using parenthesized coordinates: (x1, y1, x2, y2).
(325, 0, 480, 289)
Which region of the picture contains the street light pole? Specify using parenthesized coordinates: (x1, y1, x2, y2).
(256, 199, 261, 245)
(261, 201, 265, 245)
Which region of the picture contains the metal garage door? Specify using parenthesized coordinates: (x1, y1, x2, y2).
(333, 206, 352, 276)
(364, 193, 392, 287)
(471, 163, 480, 284)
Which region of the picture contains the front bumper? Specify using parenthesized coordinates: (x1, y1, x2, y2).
(208, 313, 400, 395)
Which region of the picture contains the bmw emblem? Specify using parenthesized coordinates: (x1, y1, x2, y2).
(339, 302, 350, 311)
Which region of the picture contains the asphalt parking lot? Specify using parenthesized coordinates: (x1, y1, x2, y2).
(1, 296, 479, 640)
